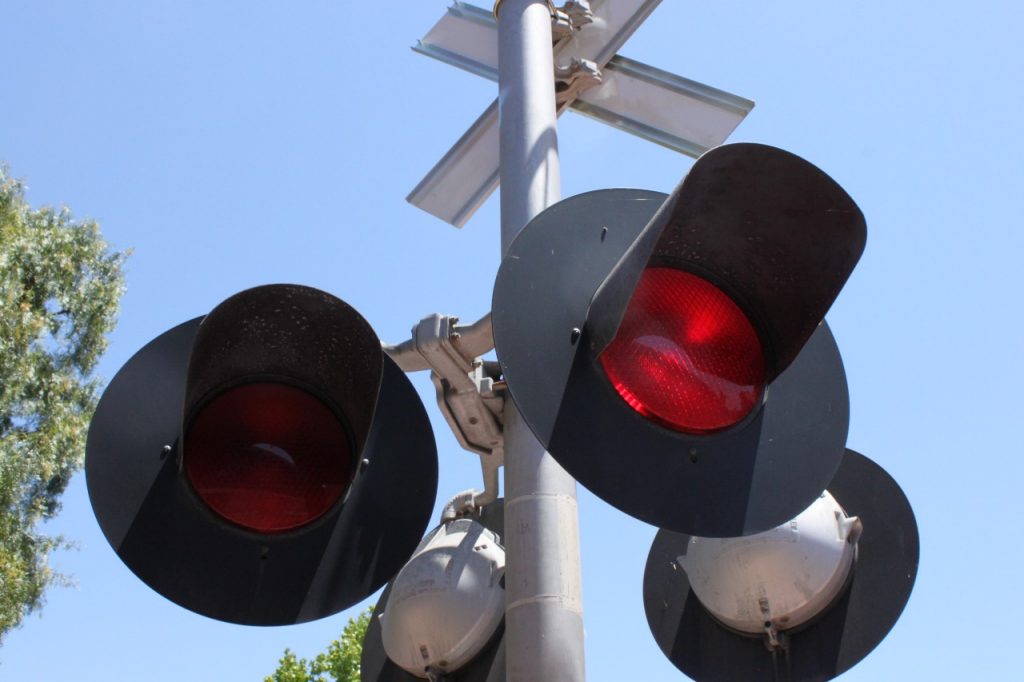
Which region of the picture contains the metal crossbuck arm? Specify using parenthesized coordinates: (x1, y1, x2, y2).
(408, 0, 754, 227)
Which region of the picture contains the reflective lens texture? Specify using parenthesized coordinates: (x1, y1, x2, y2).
(599, 268, 765, 434)
(185, 383, 353, 533)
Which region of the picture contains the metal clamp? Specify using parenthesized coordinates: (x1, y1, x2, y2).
(552, 1, 594, 39)
(563, 1, 594, 27)
(555, 57, 602, 104)
(494, 1, 593, 37)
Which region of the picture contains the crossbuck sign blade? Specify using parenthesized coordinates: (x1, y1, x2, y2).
(407, 0, 755, 227)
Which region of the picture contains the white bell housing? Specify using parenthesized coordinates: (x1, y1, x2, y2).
(678, 490, 862, 634)
(380, 518, 505, 678)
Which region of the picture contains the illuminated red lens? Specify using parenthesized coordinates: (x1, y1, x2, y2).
(184, 383, 353, 533)
(598, 268, 765, 434)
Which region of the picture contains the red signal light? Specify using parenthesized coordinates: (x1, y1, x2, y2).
(598, 268, 765, 434)
(184, 383, 353, 533)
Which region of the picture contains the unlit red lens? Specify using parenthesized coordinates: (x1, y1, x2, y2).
(184, 383, 352, 533)
(598, 268, 765, 434)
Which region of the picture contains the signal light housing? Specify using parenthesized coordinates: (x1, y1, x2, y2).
(86, 284, 438, 625)
(492, 143, 866, 537)
(643, 449, 919, 681)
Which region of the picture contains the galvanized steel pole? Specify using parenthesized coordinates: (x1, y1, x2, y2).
(496, 1, 586, 680)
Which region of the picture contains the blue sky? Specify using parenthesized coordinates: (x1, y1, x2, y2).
(2, 1, 1022, 680)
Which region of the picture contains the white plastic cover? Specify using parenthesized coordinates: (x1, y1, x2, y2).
(381, 518, 505, 677)
(678, 491, 861, 634)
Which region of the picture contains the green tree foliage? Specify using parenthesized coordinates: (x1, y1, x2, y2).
(0, 168, 126, 643)
(265, 607, 373, 682)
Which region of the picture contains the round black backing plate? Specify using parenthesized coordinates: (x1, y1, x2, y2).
(86, 317, 438, 625)
(494, 190, 848, 537)
(642, 449, 919, 681)
(494, 189, 664, 450)
(361, 500, 507, 682)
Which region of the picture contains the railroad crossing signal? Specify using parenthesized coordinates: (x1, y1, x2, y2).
(492, 143, 865, 537)
(85, 284, 438, 624)
(79, 3, 919, 680)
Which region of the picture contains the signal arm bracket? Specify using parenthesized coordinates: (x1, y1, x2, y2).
(404, 313, 505, 509)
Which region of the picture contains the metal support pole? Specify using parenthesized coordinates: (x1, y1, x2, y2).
(497, 2, 586, 681)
